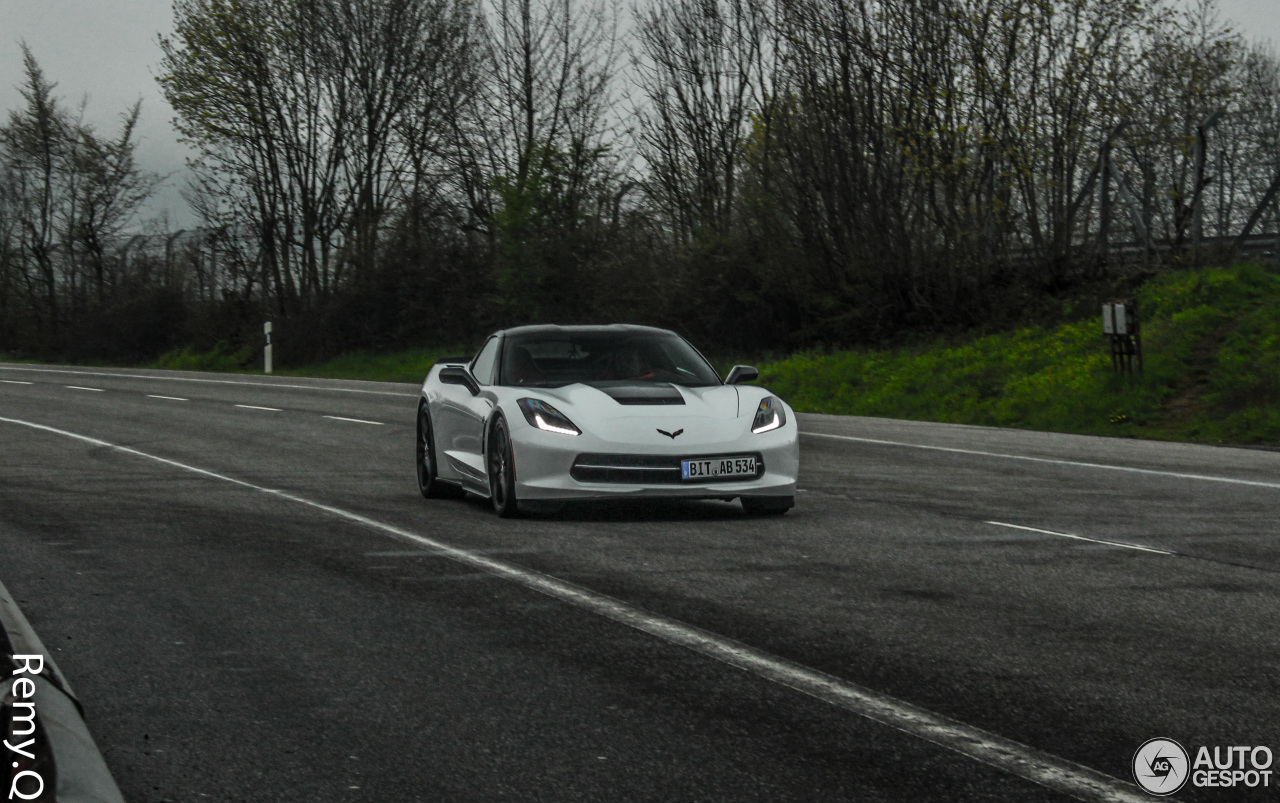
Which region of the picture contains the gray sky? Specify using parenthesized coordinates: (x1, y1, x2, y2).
(1220, 0, 1280, 50)
(0, 0, 192, 226)
(1, 0, 1278, 231)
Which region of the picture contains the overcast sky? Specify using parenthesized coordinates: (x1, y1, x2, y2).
(0, 0, 191, 225)
(1, 0, 1278, 230)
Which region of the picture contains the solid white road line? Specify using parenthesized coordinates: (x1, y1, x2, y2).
(323, 415, 384, 426)
(0, 379, 34, 385)
(0, 365, 416, 397)
(804, 431, 1280, 490)
(147, 395, 189, 402)
(0, 414, 1149, 803)
(65, 385, 104, 392)
(986, 521, 1174, 555)
(235, 404, 281, 412)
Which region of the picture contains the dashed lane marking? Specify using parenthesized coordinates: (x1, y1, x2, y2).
(0, 379, 33, 385)
(0, 365, 416, 397)
(986, 521, 1174, 555)
(0, 414, 1150, 803)
(804, 431, 1280, 489)
(986, 520, 1280, 574)
(17, 380, 389, 423)
(323, 415, 384, 426)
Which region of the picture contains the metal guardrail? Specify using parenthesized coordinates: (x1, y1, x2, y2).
(1106, 232, 1280, 256)
(1002, 232, 1280, 267)
(1, 579, 125, 803)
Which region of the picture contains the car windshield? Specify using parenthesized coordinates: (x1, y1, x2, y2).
(499, 330, 721, 388)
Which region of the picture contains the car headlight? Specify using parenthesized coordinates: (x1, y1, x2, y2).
(751, 396, 786, 433)
(518, 398, 581, 436)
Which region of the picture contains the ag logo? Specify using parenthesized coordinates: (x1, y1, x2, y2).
(1133, 738, 1189, 796)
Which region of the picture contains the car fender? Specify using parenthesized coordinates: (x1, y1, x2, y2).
(482, 396, 519, 477)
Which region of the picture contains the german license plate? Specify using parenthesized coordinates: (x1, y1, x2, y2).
(681, 456, 756, 480)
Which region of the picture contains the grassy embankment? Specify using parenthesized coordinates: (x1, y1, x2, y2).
(146, 262, 1280, 445)
(8, 262, 1274, 446)
(757, 263, 1280, 446)
(152, 343, 462, 384)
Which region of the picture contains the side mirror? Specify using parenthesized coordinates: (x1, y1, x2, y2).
(725, 365, 759, 385)
(439, 366, 481, 396)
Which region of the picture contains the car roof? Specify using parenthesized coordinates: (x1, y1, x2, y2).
(497, 324, 677, 338)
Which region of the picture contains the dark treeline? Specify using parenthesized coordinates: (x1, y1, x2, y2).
(2, 0, 1279, 364)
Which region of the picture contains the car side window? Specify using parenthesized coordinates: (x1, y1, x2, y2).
(471, 337, 500, 385)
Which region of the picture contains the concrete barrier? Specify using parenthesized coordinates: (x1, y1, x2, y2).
(1, 579, 125, 803)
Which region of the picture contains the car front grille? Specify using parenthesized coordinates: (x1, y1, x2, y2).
(570, 452, 764, 485)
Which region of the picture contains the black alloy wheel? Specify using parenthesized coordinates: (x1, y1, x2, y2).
(488, 415, 519, 517)
(417, 402, 463, 499)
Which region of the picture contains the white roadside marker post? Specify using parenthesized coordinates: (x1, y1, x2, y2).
(264, 321, 273, 374)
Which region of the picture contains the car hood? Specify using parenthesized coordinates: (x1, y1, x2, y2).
(530, 382, 741, 420)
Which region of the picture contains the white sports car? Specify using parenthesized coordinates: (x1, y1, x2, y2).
(415, 324, 799, 517)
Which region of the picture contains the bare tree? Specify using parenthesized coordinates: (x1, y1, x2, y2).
(633, 0, 769, 245)
(73, 101, 161, 302)
(1116, 0, 1243, 252)
(333, 0, 477, 279)
(160, 0, 474, 314)
(1, 45, 157, 341)
(2, 46, 68, 334)
(462, 0, 622, 319)
(1230, 43, 1280, 244)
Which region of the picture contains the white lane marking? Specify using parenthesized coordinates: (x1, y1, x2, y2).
(235, 404, 281, 412)
(147, 395, 189, 402)
(364, 547, 540, 557)
(804, 431, 1280, 490)
(324, 415, 384, 426)
(0, 365, 415, 397)
(65, 385, 104, 392)
(0, 379, 34, 385)
(0, 415, 1149, 803)
(986, 521, 1174, 555)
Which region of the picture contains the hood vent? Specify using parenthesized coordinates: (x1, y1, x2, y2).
(596, 384, 686, 405)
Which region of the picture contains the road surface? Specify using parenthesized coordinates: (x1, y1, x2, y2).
(1, 363, 1277, 801)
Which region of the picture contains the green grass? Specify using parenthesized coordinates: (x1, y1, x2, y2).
(273, 348, 465, 384)
(757, 263, 1280, 446)
(153, 342, 256, 373)
(149, 344, 464, 384)
(20, 262, 1280, 446)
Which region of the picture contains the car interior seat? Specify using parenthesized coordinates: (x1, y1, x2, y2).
(508, 345, 541, 385)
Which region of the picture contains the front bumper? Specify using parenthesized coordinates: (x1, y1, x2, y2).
(508, 415, 799, 501)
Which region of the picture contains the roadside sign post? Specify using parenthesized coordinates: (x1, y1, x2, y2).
(1102, 300, 1141, 377)
(264, 321, 273, 374)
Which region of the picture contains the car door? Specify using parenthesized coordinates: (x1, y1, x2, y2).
(437, 336, 500, 486)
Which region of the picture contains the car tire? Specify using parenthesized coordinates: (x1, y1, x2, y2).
(417, 401, 464, 499)
(488, 414, 520, 518)
(741, 495, 794, 515)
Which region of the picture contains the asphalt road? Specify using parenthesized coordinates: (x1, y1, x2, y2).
(1, 363, 1277, 802)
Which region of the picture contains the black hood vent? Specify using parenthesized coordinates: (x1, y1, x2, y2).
(594, 383, 686, 405)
